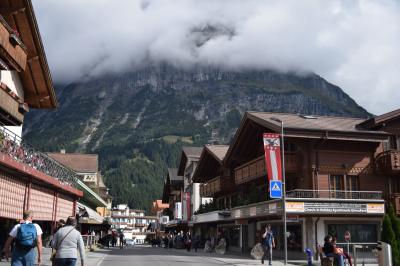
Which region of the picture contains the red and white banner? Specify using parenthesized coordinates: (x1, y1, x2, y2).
(184, 192, 191, 220)
(263, 133, 282, 181)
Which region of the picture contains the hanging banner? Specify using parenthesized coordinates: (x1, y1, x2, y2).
(174, 202, 182, 219)
(263, 133, 282, 182)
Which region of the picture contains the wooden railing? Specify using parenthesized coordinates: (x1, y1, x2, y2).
(375, 150, 400, 175)
(234, 152, 297, 185)
(200, 176, 221, 197)
(0, 15, 27, 71)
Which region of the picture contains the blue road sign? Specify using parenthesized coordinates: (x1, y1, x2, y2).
(270, 180, 282, 199)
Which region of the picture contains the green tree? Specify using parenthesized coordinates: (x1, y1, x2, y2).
(388, 205, 400, 243)
(382, 209, 400, 266)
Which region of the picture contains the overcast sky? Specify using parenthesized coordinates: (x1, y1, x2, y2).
(33, 0, 400, 115)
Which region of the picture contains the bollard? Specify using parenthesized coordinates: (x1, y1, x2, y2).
(305, 248, 313, 266)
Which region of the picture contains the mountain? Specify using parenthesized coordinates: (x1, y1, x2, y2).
(23, 65, 370, 210)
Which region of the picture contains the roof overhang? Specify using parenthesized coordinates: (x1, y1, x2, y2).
(0, 0, 57, 108)
(224, 112, 392, 165)
(193, 146, 224, 183)
(358, 108, 400, 129)
(77, 201, 104, 224)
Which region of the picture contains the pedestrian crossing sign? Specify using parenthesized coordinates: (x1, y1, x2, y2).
(270, 180, 282, 199)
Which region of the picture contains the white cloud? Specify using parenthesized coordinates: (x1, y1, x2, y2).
(33, 0, 400, 114)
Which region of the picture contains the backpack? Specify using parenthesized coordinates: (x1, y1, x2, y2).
(16, 223, 37, 249)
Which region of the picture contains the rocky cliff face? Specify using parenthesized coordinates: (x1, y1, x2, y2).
(23, 65, 369, 210)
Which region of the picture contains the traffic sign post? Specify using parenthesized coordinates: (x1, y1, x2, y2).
(270, 180, 283, 199)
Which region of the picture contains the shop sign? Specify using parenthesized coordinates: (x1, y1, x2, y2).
(286, 202, 305, 213)
(286, 201, 385, 214)
(366, 203, 385, 214)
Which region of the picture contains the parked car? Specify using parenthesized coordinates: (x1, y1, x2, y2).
(125, 238, 135, 246)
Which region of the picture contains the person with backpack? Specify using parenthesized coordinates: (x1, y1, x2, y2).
(51, 216, 85, 266)
(1, 210, 43, 266)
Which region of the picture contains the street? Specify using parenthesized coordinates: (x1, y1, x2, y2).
(97, 245, 296, 266)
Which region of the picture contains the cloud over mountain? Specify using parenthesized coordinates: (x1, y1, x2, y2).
(33, 0, 400, 114)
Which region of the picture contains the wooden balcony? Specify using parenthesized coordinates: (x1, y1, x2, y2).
(0, 84, 24, 125)
(234, 153, 297, 185)
(375, 150, 400, 175)
(0, 16, 27, 71)
(200, 176, 221, 197)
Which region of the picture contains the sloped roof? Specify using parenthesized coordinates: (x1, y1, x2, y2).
(224, 111, 391, 166)
(205, 145, 229, 163)
(178, 146, 203, 176)
(192, 145, 228, 183)
(167, 168, 182, 182)
(358, 108, 400, 129)
(182, 146, 203, 158)
(248, 112, 389, 135)
(152, 200, 169, 211)
(47, 153, 98, 173)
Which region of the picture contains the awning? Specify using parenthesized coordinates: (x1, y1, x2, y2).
(165, 219, 188, 228)
(77, 202, 104, 224)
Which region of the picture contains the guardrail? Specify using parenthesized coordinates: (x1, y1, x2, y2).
(335, 242, 379, 265)
(286, 189, 382, 200)
(82, 235, 97, 247)
(0, 124, 77, 186)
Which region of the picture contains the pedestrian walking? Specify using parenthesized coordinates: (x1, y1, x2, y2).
(261, 224, 275, 265)
(51, 219, 66, 265)
(1, 210, 43, 266)
(119, 232, 124, 249)
(193, 234, 200, 252)
(185, 232, 191, 252)
(51, 216, 85, 266)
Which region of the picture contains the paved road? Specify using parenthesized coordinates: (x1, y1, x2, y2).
(97, 245, 298, 266)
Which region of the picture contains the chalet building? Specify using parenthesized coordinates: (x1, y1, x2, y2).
(162, 168, 185, 231)
(0, 1, 83, 243)
(111, 204, 157, 244)
(47, 151, 112, 235)
(191, 145, 240, 249)
(47, 151, 112, 213)
(151, 200, 170, 235)
(191, 110, 400, 258)
(177, 146, 211, 223)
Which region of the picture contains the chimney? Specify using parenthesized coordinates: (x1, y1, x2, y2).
(60, 149, 66, 154)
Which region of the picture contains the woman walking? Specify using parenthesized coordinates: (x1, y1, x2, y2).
(52, 216, 85, 266)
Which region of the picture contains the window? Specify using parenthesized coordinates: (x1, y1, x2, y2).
(327, 224, 377, 243)
(346, 175, 359, 191)
(329, 175, 344, 190)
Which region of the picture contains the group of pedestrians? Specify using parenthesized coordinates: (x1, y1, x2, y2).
(0, 210, 85, 266)
(158, 231, 200, 252)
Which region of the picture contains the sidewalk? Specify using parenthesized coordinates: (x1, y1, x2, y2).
(166, 247, 310, 266)
(0, 247, 109, 266)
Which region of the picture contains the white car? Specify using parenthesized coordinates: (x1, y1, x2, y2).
(125, 238, 135, 246)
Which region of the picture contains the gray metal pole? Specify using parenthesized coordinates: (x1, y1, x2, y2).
(281, 121, 288, 265)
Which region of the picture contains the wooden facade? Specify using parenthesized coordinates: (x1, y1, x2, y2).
(188, 110, 400, 257)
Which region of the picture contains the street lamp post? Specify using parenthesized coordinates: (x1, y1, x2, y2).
(271, 118, 287, 265)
